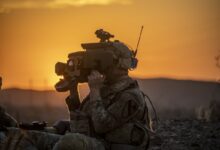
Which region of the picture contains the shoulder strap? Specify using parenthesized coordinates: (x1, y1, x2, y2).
(141, 92, 159, 132)
(79, 95, 90, 110)
(106, 81, 139, 108)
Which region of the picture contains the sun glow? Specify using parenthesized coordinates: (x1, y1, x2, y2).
(0, 0, 219, 90)
(0, 0, 133, 13)
(53, 0, 132, 6)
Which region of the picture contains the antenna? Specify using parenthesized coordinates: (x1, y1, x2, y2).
(134, 26, 144, 57)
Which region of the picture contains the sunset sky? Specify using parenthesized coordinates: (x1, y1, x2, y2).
(0, 0, 220, 90)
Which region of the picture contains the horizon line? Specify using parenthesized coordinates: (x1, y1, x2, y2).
(2, 76, 219, 91)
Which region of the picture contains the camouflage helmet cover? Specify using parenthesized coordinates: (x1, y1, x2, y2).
(110, 41, 134, 70)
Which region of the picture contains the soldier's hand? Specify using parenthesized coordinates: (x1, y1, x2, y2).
(88, 70, 105, 90)
(88, 70, 105, 101)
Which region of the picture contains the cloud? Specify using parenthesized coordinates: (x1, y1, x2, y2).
(53, 0, 132, 6)
(0, 0, 133, 13)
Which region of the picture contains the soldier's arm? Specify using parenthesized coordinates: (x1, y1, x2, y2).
(65, 83, 81, 111)
(91, 92, 140, 134)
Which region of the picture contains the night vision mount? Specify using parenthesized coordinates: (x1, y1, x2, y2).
(95, 29, 114, 42)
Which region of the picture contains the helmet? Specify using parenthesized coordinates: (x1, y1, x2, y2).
(94, 29, 138, 70)
(112, 41, 134, 70)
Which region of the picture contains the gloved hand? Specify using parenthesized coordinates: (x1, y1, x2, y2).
(88, 70, 105, 101)
(53, 120, 70, 135)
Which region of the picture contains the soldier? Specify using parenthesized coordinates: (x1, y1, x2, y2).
(53, 41, 150, 150)
(1, 30, 151, 150)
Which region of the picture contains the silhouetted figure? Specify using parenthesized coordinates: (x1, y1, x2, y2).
(196, 100, 220, 122)
(0, 77, 18, 127)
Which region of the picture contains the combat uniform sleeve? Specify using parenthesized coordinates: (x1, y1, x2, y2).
(90, 92, 140, 134)
(65, 96, 81, 111)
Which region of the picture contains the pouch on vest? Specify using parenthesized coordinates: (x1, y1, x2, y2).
(105, 122, 147, 146)
(70, 111, 90, 135)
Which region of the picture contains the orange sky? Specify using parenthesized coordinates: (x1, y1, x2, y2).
(0, 0, 220, 90)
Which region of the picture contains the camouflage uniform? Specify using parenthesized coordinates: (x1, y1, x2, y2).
(0, 128, 60, 150)
(61, 75, 150, 150)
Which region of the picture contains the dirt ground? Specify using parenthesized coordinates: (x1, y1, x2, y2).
(149, 119, 220, 150)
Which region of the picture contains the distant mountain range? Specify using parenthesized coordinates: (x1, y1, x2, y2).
(0, 78, 219, 121)
(137, 78, 220, 119)
(138, 78, 220, 109)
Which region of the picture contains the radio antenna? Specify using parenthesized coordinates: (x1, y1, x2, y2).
(134, 26, 144, 57)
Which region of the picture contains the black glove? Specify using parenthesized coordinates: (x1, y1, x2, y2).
(53, 120, 70, 135)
